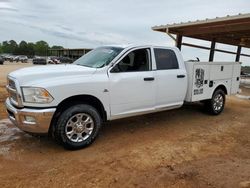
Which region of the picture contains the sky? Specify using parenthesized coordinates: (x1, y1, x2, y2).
(0, 0, 250, 65)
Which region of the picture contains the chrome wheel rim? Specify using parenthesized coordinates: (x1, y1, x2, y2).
(213, 93, 224, 111)
(65, 113, 94, 143)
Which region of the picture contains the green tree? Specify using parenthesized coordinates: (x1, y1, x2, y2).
(15, 40, 28, 55)
(34, 40, 49, 56)
(0, 43, 3, 53)
(2, 40, 18, 53)
(19, 41, 28, 51)
(51, 45, 63, 49)
(0, 40, 65, 57)
(27, 42, 35, 57)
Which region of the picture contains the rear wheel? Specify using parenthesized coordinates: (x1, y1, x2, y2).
(55, 104, 102, 150)
(204, 89, 225, 115)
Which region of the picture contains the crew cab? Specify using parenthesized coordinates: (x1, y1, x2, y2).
(5, 45, 241, 149)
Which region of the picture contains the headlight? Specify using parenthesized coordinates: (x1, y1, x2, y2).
(21, 87, 54, 103)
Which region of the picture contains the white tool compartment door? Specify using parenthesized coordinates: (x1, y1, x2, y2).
(191, 64, 211, 101)
(210, 64, 233, 80)
(231, 63, 241, 94)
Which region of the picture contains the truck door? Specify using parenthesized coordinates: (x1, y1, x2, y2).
(154, 48, 187, 109)
(108, 48, 156, 119)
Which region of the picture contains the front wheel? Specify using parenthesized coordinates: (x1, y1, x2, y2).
(55, 104, 102, 150)
(204, 89, 225, 115)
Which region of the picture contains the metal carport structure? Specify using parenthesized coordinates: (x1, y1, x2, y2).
(152, 13, 250, 62)
(48, 48, 92, 60)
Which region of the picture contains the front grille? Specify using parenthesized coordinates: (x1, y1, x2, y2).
(6, 77, 22, 107)
(7, 109, 15, 119)
(8, 79, 16, 90)
(9, 91, 18, 102)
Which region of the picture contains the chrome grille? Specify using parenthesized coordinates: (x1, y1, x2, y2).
(8, 79, 16, 90)
(6, 77, 22, 107)
(9, 91, 18, 102)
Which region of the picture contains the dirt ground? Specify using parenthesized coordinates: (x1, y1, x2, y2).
(0, 63, 250, 188)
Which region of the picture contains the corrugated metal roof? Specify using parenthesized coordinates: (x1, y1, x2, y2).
(152, 13, 250, 30)
(152, 13, 250, 48)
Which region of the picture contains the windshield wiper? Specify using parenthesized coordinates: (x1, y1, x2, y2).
(75, 63, 89, 67)
(75, 63, 97, 68)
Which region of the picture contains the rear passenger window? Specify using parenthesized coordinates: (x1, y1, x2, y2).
(154, 49, 179, 70)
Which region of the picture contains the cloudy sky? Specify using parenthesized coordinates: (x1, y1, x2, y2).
(0, 0, 250, 65)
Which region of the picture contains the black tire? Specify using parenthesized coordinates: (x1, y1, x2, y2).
(204, 89, 226, 115)
(54, 104, 102, 150)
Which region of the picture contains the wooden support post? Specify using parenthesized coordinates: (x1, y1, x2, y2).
(235, 46, 242, 62)
(176, 35, 182, 50)
(209, 40, 216, 62)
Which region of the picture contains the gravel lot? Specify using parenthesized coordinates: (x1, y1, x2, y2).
(0, 63, 250, 188)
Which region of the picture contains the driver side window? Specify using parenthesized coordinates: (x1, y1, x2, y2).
(112, 48, 151, 72)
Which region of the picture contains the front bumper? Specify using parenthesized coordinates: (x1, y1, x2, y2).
(5, 98, 56, 134)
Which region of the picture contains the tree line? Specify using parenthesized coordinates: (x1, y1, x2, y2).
(0, 40, 64, 57)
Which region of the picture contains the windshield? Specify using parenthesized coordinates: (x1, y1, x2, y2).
(74, 47, 124, 68)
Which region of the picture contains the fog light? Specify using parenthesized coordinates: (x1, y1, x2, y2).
(24, 116, 36, 123)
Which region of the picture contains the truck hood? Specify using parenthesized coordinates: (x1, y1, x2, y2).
(9, 64, 97, 85)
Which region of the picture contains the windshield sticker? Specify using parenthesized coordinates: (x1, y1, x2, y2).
(101, 49, 114, 54)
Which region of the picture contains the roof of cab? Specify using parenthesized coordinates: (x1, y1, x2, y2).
(102, 44, 178, 50)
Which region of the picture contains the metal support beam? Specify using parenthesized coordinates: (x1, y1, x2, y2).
(182, 42, 250, 58)
(176, 35, 182, 50)
(166, 28, 176, 41)
(182, 43, 210, 50)
(235, 46, 242, 62)
(209, 40, 216, 62)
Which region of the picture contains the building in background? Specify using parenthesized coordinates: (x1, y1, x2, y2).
(48, 48, 92, 60)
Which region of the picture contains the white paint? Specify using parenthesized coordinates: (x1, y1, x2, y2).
(185, 61, 241, 102)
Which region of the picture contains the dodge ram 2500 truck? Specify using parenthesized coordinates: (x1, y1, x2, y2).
(5, 45, 241, 149)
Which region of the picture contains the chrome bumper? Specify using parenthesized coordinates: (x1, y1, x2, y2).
(5, 98, 56, 134)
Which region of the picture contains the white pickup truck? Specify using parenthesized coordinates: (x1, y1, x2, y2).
(5, 45, 241, 149)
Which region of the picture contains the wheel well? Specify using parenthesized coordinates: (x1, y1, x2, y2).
(49, 95, 107, 136)
(214, 85, 228, 95)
